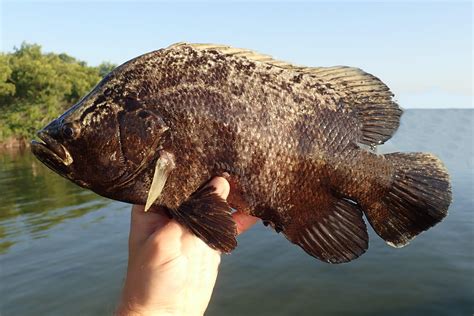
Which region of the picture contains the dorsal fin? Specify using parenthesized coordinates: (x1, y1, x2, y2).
(304, 66, 402, 146)
(168, 42, 402, 146)
(167, 42, 292, 67)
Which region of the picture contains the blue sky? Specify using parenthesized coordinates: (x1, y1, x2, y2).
(1, 1, 472, 108)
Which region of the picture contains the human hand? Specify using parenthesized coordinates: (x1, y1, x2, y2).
(116, 177, 259, 316)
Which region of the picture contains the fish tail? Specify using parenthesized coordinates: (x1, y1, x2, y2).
(364, 152, 452, 248)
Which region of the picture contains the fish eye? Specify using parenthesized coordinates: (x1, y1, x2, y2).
(61, 122, 80, 140)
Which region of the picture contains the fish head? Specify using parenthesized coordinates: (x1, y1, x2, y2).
(31, 65, 170, 201)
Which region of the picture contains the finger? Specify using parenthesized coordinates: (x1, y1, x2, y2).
(129, 205, 171, 250)
(206, 176, 230, 199)
(207, 177, 258, 235)
(232, 211, 259, 235)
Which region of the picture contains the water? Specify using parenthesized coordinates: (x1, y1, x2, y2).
(0, 109, 473, 315)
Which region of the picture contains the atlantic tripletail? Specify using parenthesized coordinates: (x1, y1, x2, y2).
(31, 43, 452, 263)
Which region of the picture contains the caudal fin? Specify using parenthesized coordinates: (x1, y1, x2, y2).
(364, 152, 452, 248)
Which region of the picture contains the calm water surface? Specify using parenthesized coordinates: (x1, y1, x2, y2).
(0, 109, 473, 315)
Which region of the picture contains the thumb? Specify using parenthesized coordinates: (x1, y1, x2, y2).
(208, 177, 258, 235)
(206, 176, 230, 200)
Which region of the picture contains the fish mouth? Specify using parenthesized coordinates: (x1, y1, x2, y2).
(31, 131, 73, 174)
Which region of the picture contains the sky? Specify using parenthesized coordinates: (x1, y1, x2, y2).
(1, 1, 472, 108)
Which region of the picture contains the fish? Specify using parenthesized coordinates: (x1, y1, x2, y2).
(31, 42, 452, 263)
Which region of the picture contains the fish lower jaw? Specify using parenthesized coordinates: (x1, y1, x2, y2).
(30, 138, 72, 169)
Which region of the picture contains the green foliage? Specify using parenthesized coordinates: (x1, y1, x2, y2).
(97, 61, 116, 78)
(0, 55, 15, 97)
(0, 43, 116, 142)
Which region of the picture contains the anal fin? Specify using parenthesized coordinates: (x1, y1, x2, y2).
(284, 198, 368, 264)
(170, 185, 237, 253)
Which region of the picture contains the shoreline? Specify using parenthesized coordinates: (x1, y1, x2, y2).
(0, 137, 30, 152)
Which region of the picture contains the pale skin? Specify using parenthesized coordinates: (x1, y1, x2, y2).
(116, 177, 259, 316)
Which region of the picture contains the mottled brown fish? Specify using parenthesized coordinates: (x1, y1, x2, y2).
(31, 43, 452, 263)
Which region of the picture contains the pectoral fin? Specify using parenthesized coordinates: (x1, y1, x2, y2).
(144, 151, 175, 212)
(169, 184, 237, 253)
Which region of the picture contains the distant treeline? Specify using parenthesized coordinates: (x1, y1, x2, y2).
(0, 43, 115, 144)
